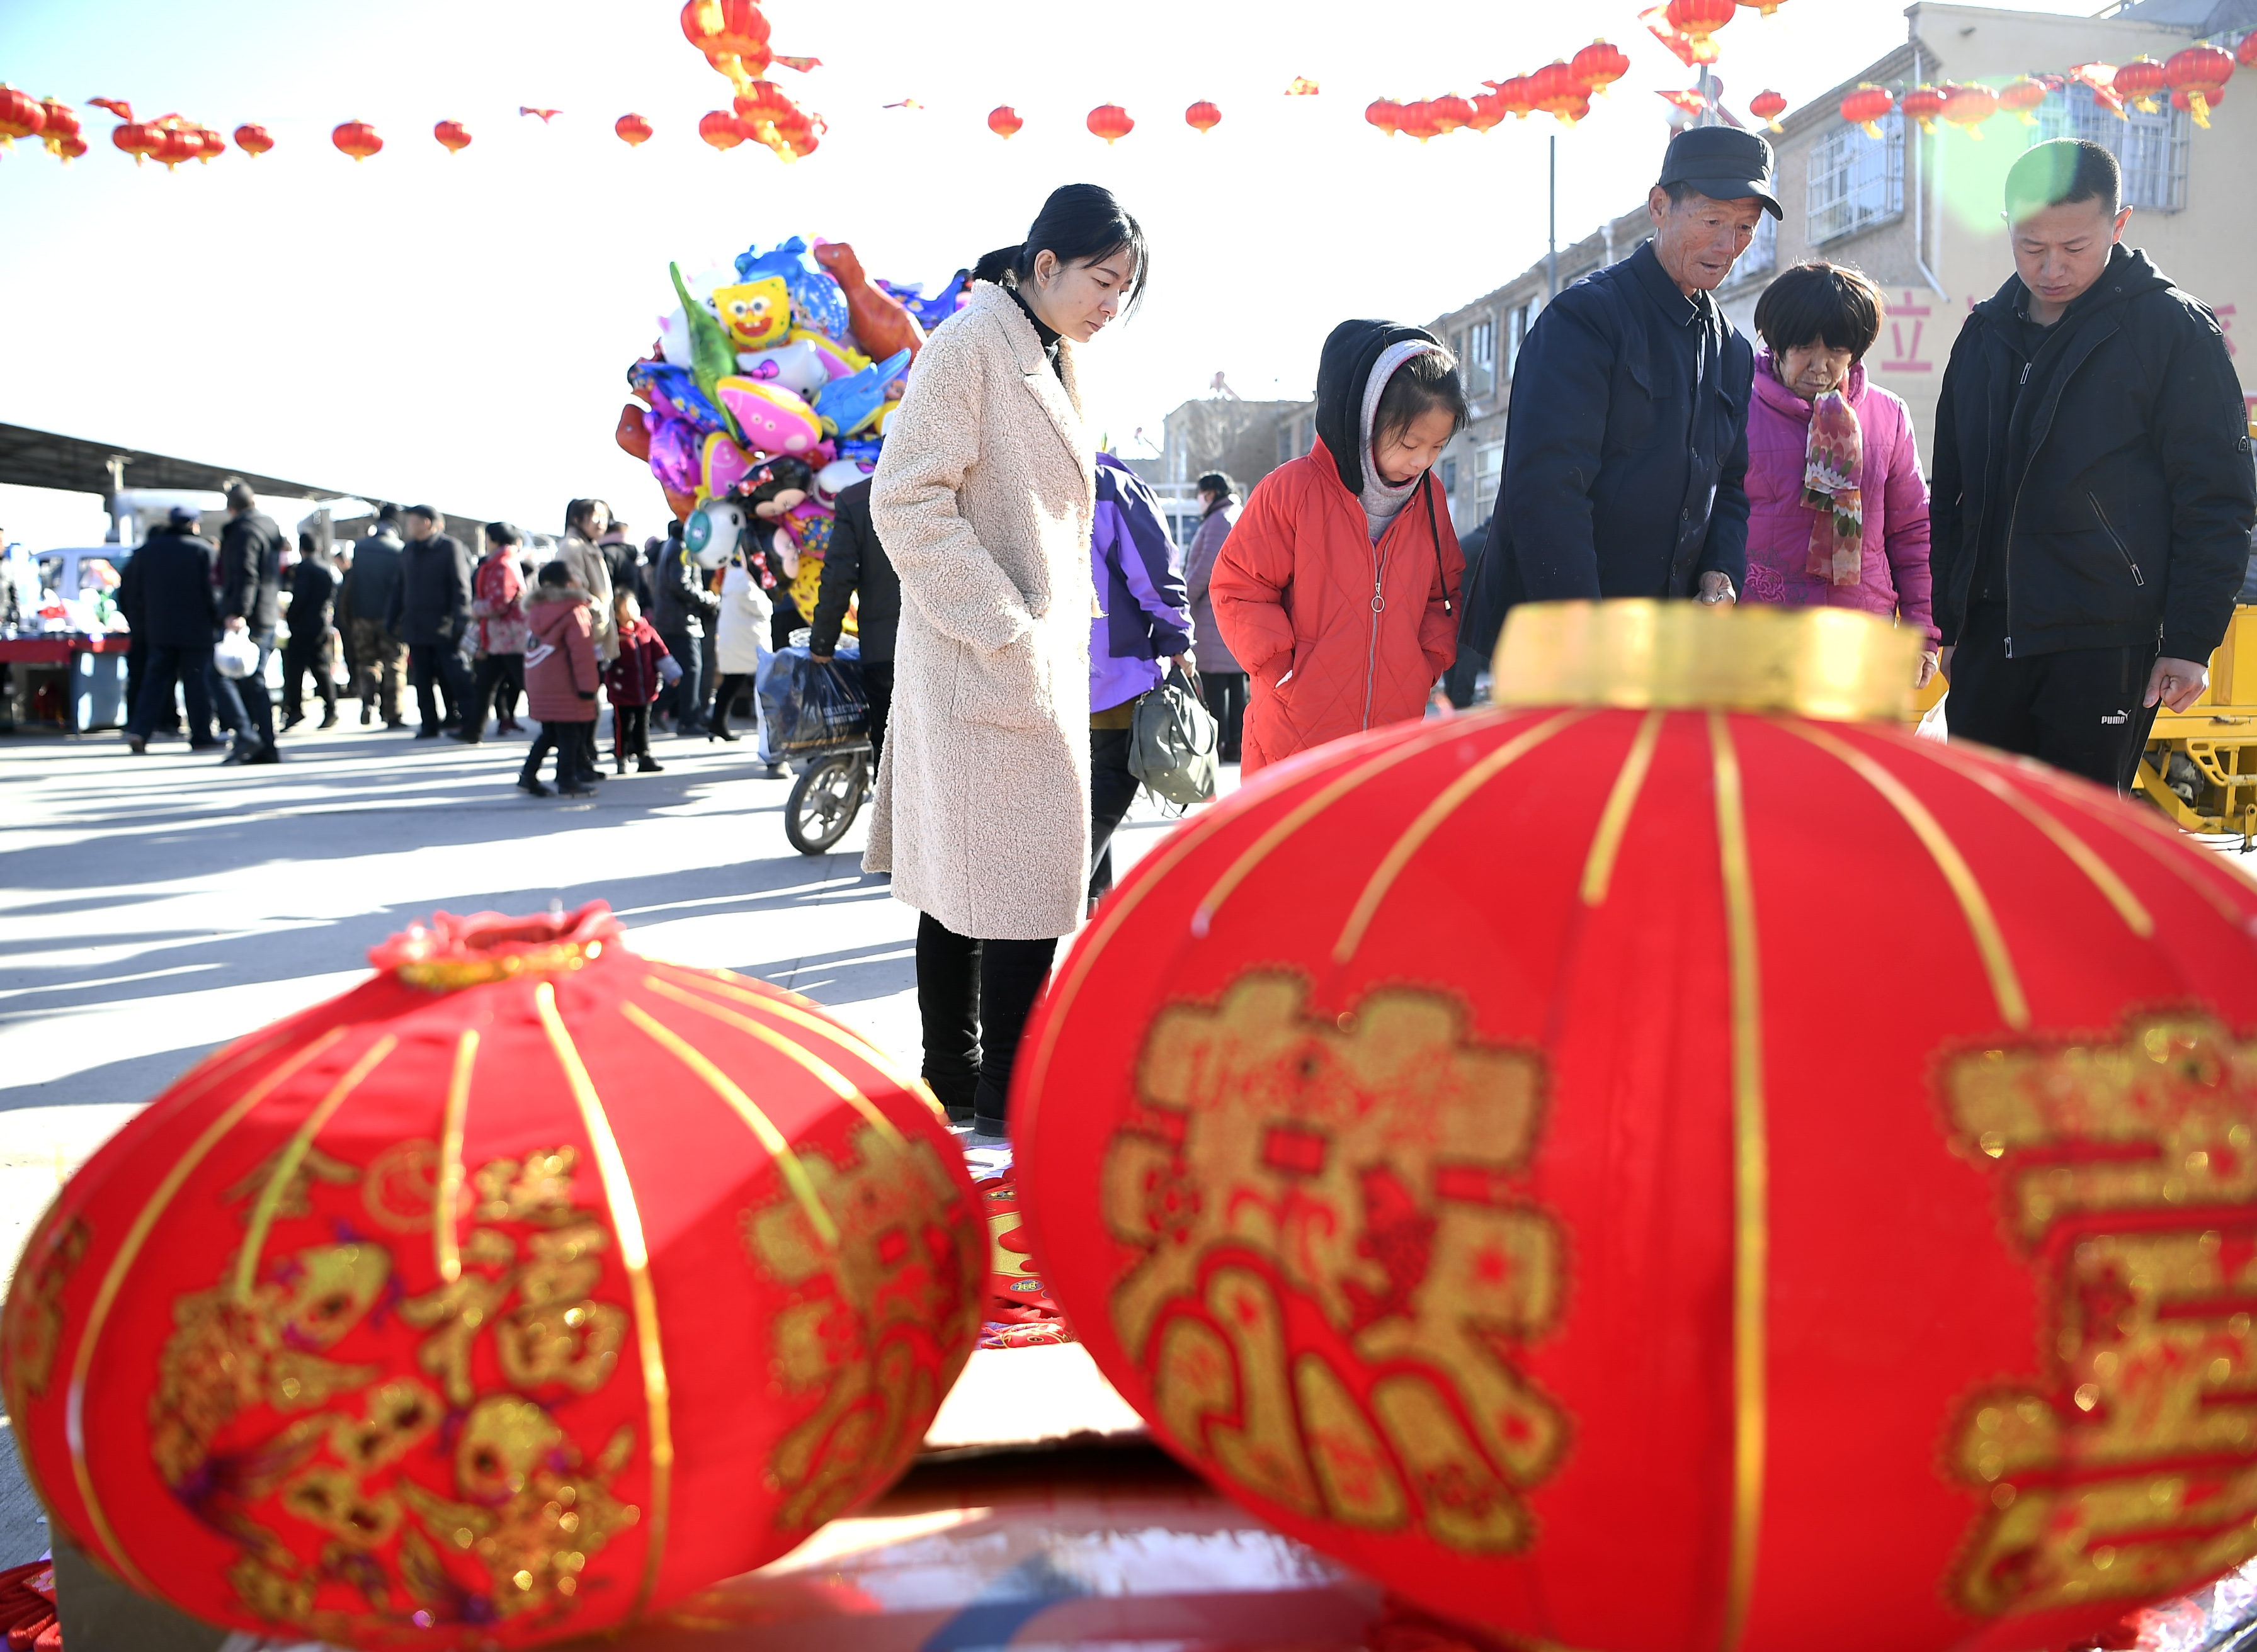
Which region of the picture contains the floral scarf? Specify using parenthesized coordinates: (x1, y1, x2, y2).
(1802, 387, 1864, 585)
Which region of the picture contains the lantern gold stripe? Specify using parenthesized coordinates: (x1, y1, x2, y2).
(67, 1025, 349, 1590)
(533, 983, 673, 1621)
(435, 1029, 479, 1284)
(640, 976, 905, 1155)
(1332, 710, 1586, 963)
(620, 1000, 841, 1247)
(654, 965, 936, 1118)
(2026, 768, 2252, 927)
(232, 1035, 400, 1303)
(1708, 712, 1768, 1652)
(1580, 709, 1668, 907)
(1783, 721, 2030, 1029)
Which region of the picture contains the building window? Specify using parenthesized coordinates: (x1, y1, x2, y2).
(2034, 84, 2188, 212)
(1808, 113, 1905, 244)
(1733, 213, 1777, 285)
(1468, 317, 1496, 395)
(1507, 302, 1535, 377)
(1475, 443, 1504, 515)
(1441, 456, 1460, 495)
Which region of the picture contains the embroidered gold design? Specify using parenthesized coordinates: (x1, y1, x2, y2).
(1104, 972, 1568, 1553)
(2, 1208, 87, 1404)
(1938, 1012, 2257, 1614)
(360, 1138, 444, 1234)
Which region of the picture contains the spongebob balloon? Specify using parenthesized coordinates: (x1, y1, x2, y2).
(713, 277, 793, 353)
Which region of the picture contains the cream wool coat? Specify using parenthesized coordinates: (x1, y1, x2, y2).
(866, 281, 1096, 941)
(559, 532, 617, 662)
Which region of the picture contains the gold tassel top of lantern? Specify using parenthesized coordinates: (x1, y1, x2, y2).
(1491, 600, 1919, 721)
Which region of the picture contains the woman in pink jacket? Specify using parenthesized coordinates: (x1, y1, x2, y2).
(1743, 261, 1938, 686)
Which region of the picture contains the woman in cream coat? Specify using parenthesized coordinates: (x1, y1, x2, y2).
(868, 183, 1149, 1140)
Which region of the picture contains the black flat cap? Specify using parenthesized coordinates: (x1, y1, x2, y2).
(1658, 125, 1782, 218)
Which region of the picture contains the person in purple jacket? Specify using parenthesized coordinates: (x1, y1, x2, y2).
(1741, 261, 1938, 687)
(1089, 452, 1193, 912)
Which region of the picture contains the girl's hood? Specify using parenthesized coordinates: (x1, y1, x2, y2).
(1312, 318, 1443, 497)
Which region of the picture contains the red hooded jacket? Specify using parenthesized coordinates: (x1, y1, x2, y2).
(1210, 435, 1462, 774)
(524, 591, 599, 724)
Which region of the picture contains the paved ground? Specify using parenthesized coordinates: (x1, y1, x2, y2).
(0, 715, 1226, 1568)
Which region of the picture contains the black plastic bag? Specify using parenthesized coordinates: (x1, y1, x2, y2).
(757, 645, 868, 755)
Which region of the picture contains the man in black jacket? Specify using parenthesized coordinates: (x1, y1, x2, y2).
(1934, 140, 2256, 790)
(385, 505, 475, 738)
(1458, 126, 1776, 677)
(215, 479, 286, 764)
(339, 507, 407, 727)
(648, 519, 718, 735)
(122, 507, 222, 755)
(809, 478, 899, 766)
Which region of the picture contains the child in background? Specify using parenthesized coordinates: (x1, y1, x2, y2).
(1210, 321, 1467, 774)
(520, 561, 598, 798)
(603, 591, 675, 774)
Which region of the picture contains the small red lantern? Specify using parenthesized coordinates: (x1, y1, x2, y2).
(734, 80, 790, 125)
(1395, 98, 1440, 142)
(1664, 0, 1736, 59)
(1492, 75, 1535, 119)
(1840, 82, 1894, 136)
(1736, 0, 1786, 11)
(1530, 60, 1595, 125)
(0, 85, 45, 149)
(986, 105, 1023, 139)
(111, 119, 162, 166)
(1, 903, 982, 1650)
(1185, 99, 1222, 134)
(1465, 91, 1506, 132)
(53, 132, 85, 162)
(1087, 102, 1134, 144)
(698, 109, 748, 151)
(1571, 40, 1630, 98)
(152, 122, 198, 171)
(1016, 601, 2257, 1652)
(2164, 43, 2235, 127)
(2242, 30, 2257, 69)
(2114, 56, 2169, 112)
(1940, 80, 1999, 137)
(1749, 88, 1787, 130)
(1998, 76, 2048, 123)
(614, 113, 653, 147)
(434, 119, 473, 154)
(332, 119, 384, 161)
(36, 98, 78, 158)
(1430, 93, 1475, 134)
(1901, 82, 1946, 132)
(233, 122, 274, 157)
(708, 0, 770, 58)
(1365, 97, 1403, 135)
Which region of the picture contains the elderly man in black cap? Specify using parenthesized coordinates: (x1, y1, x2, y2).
(121, 505, 223, 755)
(1460, 125, 1781, 674)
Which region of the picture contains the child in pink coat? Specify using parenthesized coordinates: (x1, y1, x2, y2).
(1742, 261, 1938, 686)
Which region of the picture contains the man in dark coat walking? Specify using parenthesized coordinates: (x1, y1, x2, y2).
(1933, 139, 2256, 791)
(122, 506, 222, 754)
(648, 519, 719, 735)
(1459, 126, 1777, 679)
(339, 506, 407, 727)
(215, 478, 286, 763)
(809, 478, 900, 764)
(385, 505, 475, 738)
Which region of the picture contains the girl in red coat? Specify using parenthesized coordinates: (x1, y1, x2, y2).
(602, 591, 674, 774)
(1212, 321, 1467, 774)
(519, 561, 600, 797)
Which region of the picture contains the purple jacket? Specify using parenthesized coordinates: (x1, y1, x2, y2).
(1742, 351, 1936, 645)
(1090, 453, 1193, 713)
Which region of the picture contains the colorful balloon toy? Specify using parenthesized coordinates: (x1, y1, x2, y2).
(713, 276, 793, 351)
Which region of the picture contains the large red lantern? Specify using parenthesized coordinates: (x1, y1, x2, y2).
(1940, 81, 2000, 137)
(152, 122, 198, 171)
(1429, 93, 1475, 134)
(1571, 39, 1630, 98)
(1365, 97, 1403, 135)
(233, 122, 274, 157)
(1492, 74, 1535, 119)
(986, 105, 1023, 139)
(1840, 82, 1894, 135)
(1530, 60, 1595, 126)
(1, 903, 981, 1649)
(1087, 102, 1134, 144)
(0, 85, 45, 148)
(698, 110, 747, 151)
(1998, 76, 2048, 123)
(52, 132, 86, 162)
(614, 113, 653, 147)
(1016, 601, 2257, 1652)
(1395, 98, 1441, 142)
(2164, 44, 2235, 126)
(1465, 91, 1506, 133)
(111, 118, 162, 166)
(37, 98, 79, 158)
(1665, 0, 1736, 59)
(1749, 88, 1787, 130)
(1902, 82, 1947, 132)
(2115, 57, 2169, 112)
(734, 79, 791, 125)
(332, 119, 384, 161)
(1185, 99, 1222, 134)
(434, 119, 473, 154)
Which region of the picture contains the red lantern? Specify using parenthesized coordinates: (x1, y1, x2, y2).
(1998, 76, 2048, 123)
(1840, 82, 1894, 136)
(1365, 97, 1403, 135)
(1749, 88, 1787, 130)
(698, 110, 747, 152)
(332, 119, 384, 161)
(1015, 601, 2257, 1652)
(708, 0, 770, 58)
(1492, 75, 1535, 119)
(152, 122, 198, 171)
(734, 80, 790, 125)
(53, 132, 85, 162)
(1571, 40, 1630, 98)
(1, 903, 982, 1651)
(1465, 92, 1506, 133)
(1665, 0, 1736, 59)
(1530, 60, 1595, 126)
(434, 119, 473, 154)
(2114, 57, 2168, 112)
(1940, 81, 1999, 137)
(1901, 82, 1946, 132)
(614, 113, 653, 147)
(111, 119, 162, 166)
(37, 98, 78, 158)
(1185, 99, 1222, 134)
(1736, 0, 1785, 11)
(0, 85, 45, 149)
(2242, 30, 2257, 69)
(1430, 93, 1475, 134)
(1087, 102, 1134, 144)
(2164, 43, 2235, 127)
(1395, 98, 1440, 142)
(986, 105, 1023, 139)
(233, 122, 274, 157)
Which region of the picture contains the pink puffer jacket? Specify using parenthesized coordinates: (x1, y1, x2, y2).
(1742, 351, 1937, 644)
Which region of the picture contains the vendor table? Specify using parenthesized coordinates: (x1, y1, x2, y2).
(0, 634, 130, 735)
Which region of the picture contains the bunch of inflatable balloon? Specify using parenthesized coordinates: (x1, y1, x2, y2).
(615, 235, 971, 616)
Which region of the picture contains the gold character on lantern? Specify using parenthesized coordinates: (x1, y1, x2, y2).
(1102, 972, 1570, 1554)
(1938, 1012, 2257, 1612)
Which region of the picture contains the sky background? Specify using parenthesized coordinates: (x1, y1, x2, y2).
(0, 0, 2071, 549)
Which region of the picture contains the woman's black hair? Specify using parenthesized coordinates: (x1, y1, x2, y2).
(1197, 472, 1236, 500)
(973, 183, 1149, 317)
(486, 520, 521, 546)
(537, 560, 572, 587)
(564, 498, 607, 537)
(1753, 261, 1884, 361)
(1373, 349, 1470, 448)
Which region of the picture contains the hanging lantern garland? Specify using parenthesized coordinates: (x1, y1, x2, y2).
(0, 85, 45, 149)
(1375, 35, 1618, 142)
(2164, 44, 2235, 125)
(1838, 52, 2244, 140)
(1998, 75, 2049, 122)
(677, 0, 820, 162)
(1571, 40, 1631, 98)
(1939, 79, 1999, 137)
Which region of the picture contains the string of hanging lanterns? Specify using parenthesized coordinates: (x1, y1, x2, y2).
(1837, 37, 2248, 141)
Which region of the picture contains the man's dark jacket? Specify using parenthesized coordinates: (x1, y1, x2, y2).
(219, 511, 287, 630)
(130, 529, 220, 648)
(386, 533, 473, 648)
(810, 480, 902, 662)
(1460, 239, 1754, 670)
(288, 555, 339, 637)
(647, 536, 719, 638)
(1931, 245, 2256, 663)
(341, 531, 404, 633)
